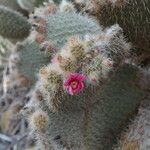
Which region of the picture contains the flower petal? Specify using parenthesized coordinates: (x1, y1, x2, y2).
(63, 73, 86, 95)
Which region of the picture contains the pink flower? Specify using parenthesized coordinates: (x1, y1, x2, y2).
(63, 73, 86, 95)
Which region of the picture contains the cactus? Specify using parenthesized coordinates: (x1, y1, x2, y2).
(17, 41, 50, 82)
(24, 21, 145, 149)
(17, 0, 45, 12)
(82, 0, 150, 51)
(44, 12, 101, 47)
(15, 2, 101, 82)
(0, 1, 145, 149)
(0, 0, 20, 10)
(116, 93, 150, 150)
(0, 0, 29, 16)
(0, 0, 25, 13)
(0, 6, 31, 40)
(0, 0, 45, 13)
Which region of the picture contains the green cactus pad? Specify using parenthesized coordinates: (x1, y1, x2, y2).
(0, 0, 19, 9)
(33, 65, 144, 150)
(0, 6, 31, 40)
(98, 0, 150, 51)
(18, 41, 50, 82)
(45, 12, 101, 48)
(0, 0, 28, 15)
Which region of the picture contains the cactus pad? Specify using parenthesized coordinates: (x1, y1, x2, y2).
(0, 6, 31, 40)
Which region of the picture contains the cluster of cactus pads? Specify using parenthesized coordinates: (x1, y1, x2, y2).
(0, 0, 147, 149)
(13, 1, 102, 82)
(27, 28, 143, 150)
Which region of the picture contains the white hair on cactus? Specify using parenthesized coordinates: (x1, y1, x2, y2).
(59, 0, 75, 12)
